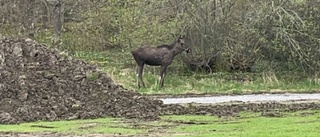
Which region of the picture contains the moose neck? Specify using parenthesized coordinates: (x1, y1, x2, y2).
(168, 39, 183, 57)
(172, 46, 185, 58)
(163, 39, 183, 57)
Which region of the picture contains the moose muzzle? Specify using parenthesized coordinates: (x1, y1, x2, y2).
(186, 48, 191, 53)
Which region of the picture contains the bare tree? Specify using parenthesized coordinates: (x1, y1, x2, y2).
(26, 0, 36, 38)
(52, 0, 63, 47)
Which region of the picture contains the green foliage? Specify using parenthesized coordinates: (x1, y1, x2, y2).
(0, 24, 19, 37)
(1, 0, 320, 74)
(166, 0, 320, 73)
(57, 0, 184, 53)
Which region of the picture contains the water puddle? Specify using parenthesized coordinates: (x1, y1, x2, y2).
(160, 93, 320, 104)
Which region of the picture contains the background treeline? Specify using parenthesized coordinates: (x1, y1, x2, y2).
(0, 0, 319, 74)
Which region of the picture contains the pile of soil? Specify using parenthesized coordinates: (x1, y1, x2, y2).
(0, 37, 162, 124)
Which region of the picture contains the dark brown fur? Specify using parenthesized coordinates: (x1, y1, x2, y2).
(131, 35, 190, 88)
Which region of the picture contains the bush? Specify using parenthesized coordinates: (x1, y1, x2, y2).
(1, 0, 319, 74)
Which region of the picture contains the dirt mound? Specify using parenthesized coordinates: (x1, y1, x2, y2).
(0, 37, 162, 124)
(161, 102, 320, 117)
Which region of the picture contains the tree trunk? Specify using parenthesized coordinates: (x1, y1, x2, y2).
(27, 0, 36, 38)
(53, 0, 62, 47)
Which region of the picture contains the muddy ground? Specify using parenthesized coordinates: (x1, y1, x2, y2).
(161, 100, 320, 117)
(0, 132, 140, 137)
(0, 37, 319, 136)
(0, 100, 319, 137)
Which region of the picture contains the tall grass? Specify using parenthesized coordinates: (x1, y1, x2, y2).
(71, 50, 320, 95)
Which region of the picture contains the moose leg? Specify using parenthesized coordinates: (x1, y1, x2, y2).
(137, 64, 145, 88)
(159, 65, 168, 88)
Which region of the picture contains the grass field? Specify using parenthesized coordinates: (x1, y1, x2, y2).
(72, 50, 320, 95)
(1, 110, 319, 137)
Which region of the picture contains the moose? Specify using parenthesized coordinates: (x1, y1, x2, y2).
(131, 35, 191, 88)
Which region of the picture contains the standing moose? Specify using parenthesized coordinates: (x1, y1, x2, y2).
(131, 35, 191, 88)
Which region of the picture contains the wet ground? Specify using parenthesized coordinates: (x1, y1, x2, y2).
(1, 100, 320, 137)
(0, 133, 139, 137)
(159, 93, 320, 104)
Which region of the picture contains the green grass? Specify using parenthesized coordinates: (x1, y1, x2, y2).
(0, 117, 144, 135)
(70, 50, 320, 95)
(1, 110, 319, 137)
(162, 110, 320, 137)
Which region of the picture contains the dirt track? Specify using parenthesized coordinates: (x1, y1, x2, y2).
(161, 100, 320, 117)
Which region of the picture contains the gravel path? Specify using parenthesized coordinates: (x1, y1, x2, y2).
(160, 93, 320, 104)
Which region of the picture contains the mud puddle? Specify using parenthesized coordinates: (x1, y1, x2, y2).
(159, 93, 320, 104)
